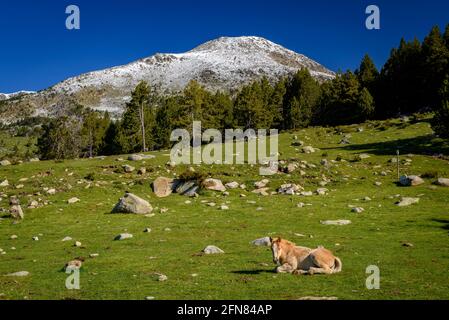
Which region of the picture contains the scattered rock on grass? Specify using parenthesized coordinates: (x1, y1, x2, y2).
(0, 160, 11, 166)
(225, 181, 239, 189)
(251, 237, 271, 247)
(203, 178, 226, 192)
(252, 188, 270, 196)
(396, 197, 420, 207)
(302, 146, 316, 154)
(154, 273, 168, 282)
(128, 155, 144, 161)
(6, 271, 29, 277)
(115, 233, 133, 241)
(67, 197, 80, 204)
(112, 193, 153, 214)
(321, 220, 352, 226)
(435, 178, 449, 187)
(123, 165, 135, 173)
(203, 245, 224, 254)
(254, 179, 269, 189)
(153, 177, 179, 198)
(399, 175, 424, 187)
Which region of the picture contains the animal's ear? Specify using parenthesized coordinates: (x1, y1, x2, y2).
(269, 237, 273, 244)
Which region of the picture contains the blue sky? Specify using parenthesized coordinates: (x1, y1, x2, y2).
(0, 0, 448, 93)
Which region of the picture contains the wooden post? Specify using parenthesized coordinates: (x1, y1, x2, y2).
(396, 150, 400, 180)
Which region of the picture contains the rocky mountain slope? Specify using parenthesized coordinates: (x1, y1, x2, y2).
(0, 36, 334, 122)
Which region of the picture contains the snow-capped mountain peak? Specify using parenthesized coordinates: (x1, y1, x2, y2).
(1, 36, 335, 120)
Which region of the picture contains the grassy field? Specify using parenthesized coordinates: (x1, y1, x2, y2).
(1, 117, 449, 300)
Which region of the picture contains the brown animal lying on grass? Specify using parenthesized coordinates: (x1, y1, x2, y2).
(270, 237, 342, 275)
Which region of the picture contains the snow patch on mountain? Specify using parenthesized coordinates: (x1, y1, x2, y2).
(51, 36, 334, 97)
(0, 91, 36, 101)
(1, 36, 335, 120)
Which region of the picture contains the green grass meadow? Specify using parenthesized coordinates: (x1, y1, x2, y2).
(1, 118, 449, 300)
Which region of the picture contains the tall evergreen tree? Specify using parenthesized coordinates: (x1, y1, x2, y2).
(119, 81, 157, 153)
(283, 69, 320, 129)
(37, 116, 83, 160)
(80, 110, 110, 158)
(377, 38, 423, 117)
(355, 54, 379, 92)
(421, 26, 449, 109)
(183, 80, 207, 123)
(316, 71, 368, 125)
(153, 96, 179, 149)
(432, 78, 449, 138)
(270, 78, 287, 129)
(444, 24, 449, 49)
(357, 87, 375, 121)
(234, 80, 274, 130)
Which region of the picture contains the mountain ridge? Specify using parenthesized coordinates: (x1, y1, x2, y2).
(0, 36, 335, 122)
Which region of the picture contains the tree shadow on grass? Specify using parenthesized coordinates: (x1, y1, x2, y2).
(323, 135, 449, 157)
(231, 269, 275, 275)
(431, 219, 449, 233)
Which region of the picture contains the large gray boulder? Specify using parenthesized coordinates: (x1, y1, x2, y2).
(435, 178, 449, 187)
(225, 181, 239, 189)
(112, 193, 153, 214)
(9, 196, 24, 220)
(10, 205, 24, 220)
(251, 237, 272, 247)
(396, 197, 420, 207)
(203, 178, 226, 192)
(123, 165, 135, 173)
(176, 181, 199, 197)
(128, 154, 144, 161)
(0, 160, 11, 166)
(153, 177, 179, 198)
(399, 175, 424, 187)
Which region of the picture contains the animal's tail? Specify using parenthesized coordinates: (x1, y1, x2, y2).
(333, 257, 342, 273)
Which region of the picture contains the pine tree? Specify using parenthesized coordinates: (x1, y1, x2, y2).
(102, 121, 122, 155)
(283, 69, 320, 129)
(183, 80, 206, 123)
(432, 78, 449, 138)
(377, 38, 423, 117)
(37, 116, 83, 160)
(357, 88, 375, 121)
(270, 78, 287, 129)
(444, 24, 449, 49)
(119, 81, 157, 153)
(315, 71, 365, 125)
(234, 80, 274, 130)
(355, 54, 379, 92)
(422, 26, 449, 109)
(153, 97, 178, 149)
(81, 110, 110, 158)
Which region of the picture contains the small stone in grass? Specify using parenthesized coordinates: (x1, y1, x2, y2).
(115, 233, 133, 241)
(203, 245, 224, 254)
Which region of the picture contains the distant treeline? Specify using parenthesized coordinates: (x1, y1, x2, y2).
(33, 24, 449, 159)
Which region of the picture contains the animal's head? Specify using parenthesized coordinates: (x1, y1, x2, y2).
(270, 237, 283, 265)
(270, 237, 296, 265)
